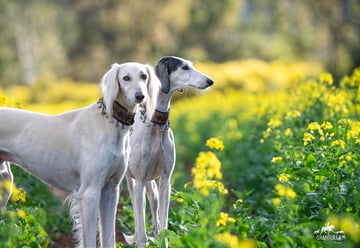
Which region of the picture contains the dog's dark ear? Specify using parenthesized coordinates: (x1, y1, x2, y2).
(155, 60, 170, 93)
(145, 65, 161, 118)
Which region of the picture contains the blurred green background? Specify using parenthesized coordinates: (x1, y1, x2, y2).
(0, 0, 359, 86)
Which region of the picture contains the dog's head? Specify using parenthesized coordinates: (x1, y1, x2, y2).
(155, 56, 214, 93)
(101, 62, 160, 118)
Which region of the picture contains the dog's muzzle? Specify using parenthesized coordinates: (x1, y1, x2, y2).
(135, 92, 145, 102)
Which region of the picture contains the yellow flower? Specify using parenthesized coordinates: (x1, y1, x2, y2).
(216, 181, 229, 194)
(340, 217, 360, 241)
(215, 232, 239, 248)
(338, 118, 352, 126)
(327, 215, 360, 242)
(284, 128, 293, 137)
(275, 184, 286, 196)
(271, 156, 283, 163)
(10, 184, 26, 203)
(321, 121, 333, 130)
(4, 180, 13, 191)
(331, 139, 346, 149)
(275, 184, 296, 199)
(307, 122, 324, 136)
(216, 212, 235, 227)
(268, 118, 282, 128)
(205, 137, 224, 151)
(285, 110, 301, 119)
(17, 210, 26, 218)
(271, 197, 281, 207)
(303, 132, 315, 146)
(233, 199, 244, 208)
(285, 188, 297, 198)
(215, 233, 257, 248)
(233, 198, 243, 208)
(349, 121, 360, 138)
(307, 122, 321, 131)
(0, 95, 8, 106)
(320, 72, 333, 86)
(238, 238, 257, 248)
(192, 150, 228, 196)
(345, 155, 352, 161)
(279, 173, 290, 182)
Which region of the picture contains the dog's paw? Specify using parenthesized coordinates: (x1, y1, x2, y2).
(123, 233, 136, 244)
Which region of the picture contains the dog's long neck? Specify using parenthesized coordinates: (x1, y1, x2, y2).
(142, 91, 172, 127)
(155, 91, 172, 113)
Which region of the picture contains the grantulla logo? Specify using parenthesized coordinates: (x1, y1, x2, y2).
(314, 222, 346, 241)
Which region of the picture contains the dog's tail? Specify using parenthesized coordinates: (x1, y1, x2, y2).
(65, 193, 82, 246)
(0, 161, 13, 212)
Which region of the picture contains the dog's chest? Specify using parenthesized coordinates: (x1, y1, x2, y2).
(103, 150, 127, 181)
(141, 134, 174, 180)
(101, 136, 129, 181)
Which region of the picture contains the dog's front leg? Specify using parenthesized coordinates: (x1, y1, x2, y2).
(146, 180, 160, 239)
(133, 180, 147, 248)
(99, 180, 120, 248)
(80, 187, 101, 248)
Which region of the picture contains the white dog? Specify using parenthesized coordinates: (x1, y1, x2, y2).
(125, 56, 213, 247)
(0, 62, 160, 248)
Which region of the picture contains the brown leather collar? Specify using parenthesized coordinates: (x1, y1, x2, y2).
(151, 110, 169, 126)
(98, 98, 135, 127)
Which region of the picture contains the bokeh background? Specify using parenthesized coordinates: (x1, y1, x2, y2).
(1, 1, 360, 247)
(0, 0, 359, 86)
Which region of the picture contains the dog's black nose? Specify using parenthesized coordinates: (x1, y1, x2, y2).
(207, 78, 214, 86)
(135, 92, 145, 101)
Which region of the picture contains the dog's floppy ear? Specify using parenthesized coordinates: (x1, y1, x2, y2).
(101, 63, 121, 116)
(155, 60, 170, 93)
(145, 65, 161, 118)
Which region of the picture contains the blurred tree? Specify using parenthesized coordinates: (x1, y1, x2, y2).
(0, 0, 359, 85)
(68, 0, 192, 81)
(0, 0, 73, 85)
(179, 0, 240, 61)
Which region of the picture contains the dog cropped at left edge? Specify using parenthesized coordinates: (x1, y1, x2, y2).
(0, 161, 13, 212)
(0, 62, 160, 248)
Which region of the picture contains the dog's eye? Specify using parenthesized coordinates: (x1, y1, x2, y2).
(123, 76, 131, 81)
(182, 65, 190, 70)
(141, 74, 147, 80)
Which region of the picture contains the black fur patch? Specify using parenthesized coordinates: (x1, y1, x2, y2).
(156, 56, 184, 75)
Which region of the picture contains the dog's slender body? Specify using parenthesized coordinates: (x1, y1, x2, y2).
(0, 62, 159, 248)
(125, 56, 213, 247)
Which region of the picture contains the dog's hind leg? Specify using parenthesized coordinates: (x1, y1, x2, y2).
(99, 180, 120, 248)
(159, 177, 171, 231)
(69, 184, 108, 248)
(146, 180, 160, 239)
(124, 176, 137, 244)
(0, 161, 13, 212)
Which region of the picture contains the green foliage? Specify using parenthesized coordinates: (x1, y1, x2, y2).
(167, 68, 360, 247)
(0, 167, 71, 247)
(1, 65, 359, 247)
(0, 206, 48, 248)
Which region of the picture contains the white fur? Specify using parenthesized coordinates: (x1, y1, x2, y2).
(0, 62, 160, 248)
(125, 56, 213, 248)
